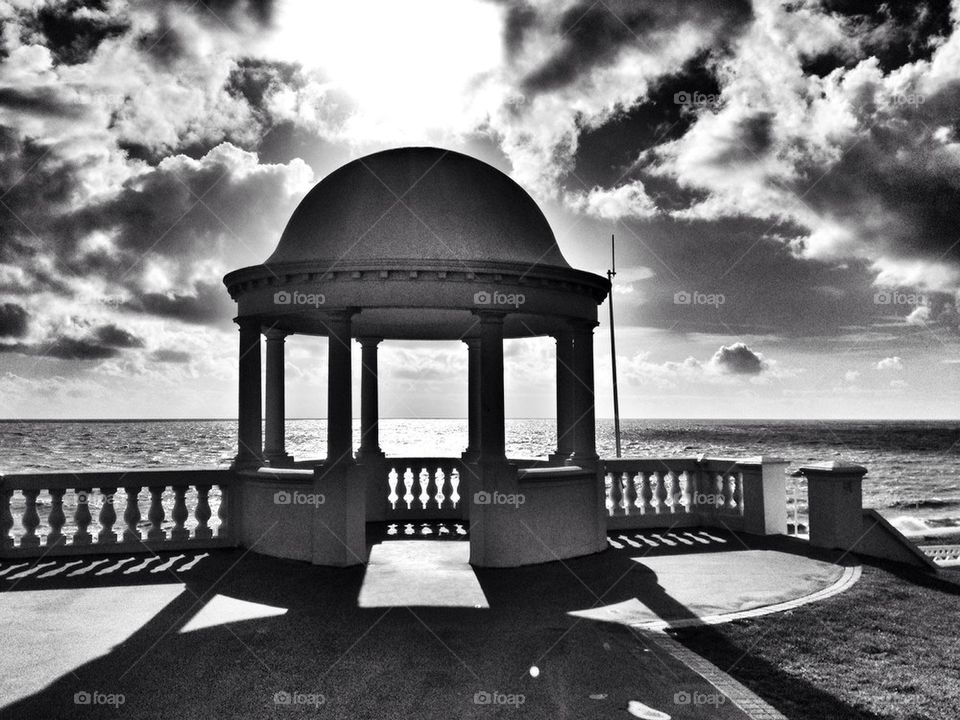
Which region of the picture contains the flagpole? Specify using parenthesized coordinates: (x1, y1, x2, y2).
(607, 234, 622, 458)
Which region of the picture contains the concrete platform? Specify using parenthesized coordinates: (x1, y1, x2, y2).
(0, 528, 859, 719)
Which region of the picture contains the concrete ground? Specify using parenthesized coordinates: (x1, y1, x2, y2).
(0, 526, 856, 720)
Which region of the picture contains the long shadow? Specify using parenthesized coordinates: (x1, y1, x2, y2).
(0, 528, 905, 720)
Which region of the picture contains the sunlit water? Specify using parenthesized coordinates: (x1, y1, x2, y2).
(2, 418, 959, 528)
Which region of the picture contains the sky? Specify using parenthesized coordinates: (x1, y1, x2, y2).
(0, 0, 959, 420)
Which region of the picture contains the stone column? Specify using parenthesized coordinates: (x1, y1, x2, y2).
(549, 329, 575, 463)
(462, 337, 481, 462)
(263, 328, 292, 465)
(799, 461, 868, 550)
(357, 337, 385, 461)
(325, 311, 354, 465)
(568, 320, 599, 466)
(477, 312, 506, 464)
(234, 317, 263, 468)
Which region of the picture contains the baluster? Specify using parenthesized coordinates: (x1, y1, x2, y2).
(729, 473, 741, 513)
(418, 467, 431, 510)
(402, 468, 415, 509)
(73, 489, 93, 545)
(663, 473, 676, 513)
(195, 485, 213, 539)
(636, 473, 650, 514)
(20, 489, 40, 548)
(622, 472, 638, 515)
(123, 486, 142, 543)
(98, 487, 118, 544)
(434, 468, 446, 509)
(147, 486, 166, 541)
(217, 485, 230, 539)
(654, 473, 667, 514)
(791, 475, 799, 534)
(449, 468, 461, 508)
(387, 467, 399, 510)
(679, 471, 691, 514)
(1, 488, 13, 550)
(47, 488, 66, 547)
(171, 486, 189, 540)
(608, 472, 623, 516)
(714, 474, 726, 510)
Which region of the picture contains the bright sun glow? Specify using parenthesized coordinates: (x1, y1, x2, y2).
(264, 0, 504, 140)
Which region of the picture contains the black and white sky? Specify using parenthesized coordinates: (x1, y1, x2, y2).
(0, 0, 958, 419)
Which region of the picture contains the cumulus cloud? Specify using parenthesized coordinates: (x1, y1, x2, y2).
(707, 342, 765, 375)
(876, 356, 904, 371)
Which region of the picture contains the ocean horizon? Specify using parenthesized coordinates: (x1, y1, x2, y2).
(3, 418, 959, 530)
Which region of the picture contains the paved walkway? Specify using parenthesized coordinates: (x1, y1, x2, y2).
(0, 527, 859, 719)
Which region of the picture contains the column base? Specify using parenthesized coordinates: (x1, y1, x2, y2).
(548, 452, 573, 464)
(356, 447, 386, 463)
(565, 453, 599, 468)
(461, 449, 480, 463)
(265, 452, 294, 467)
(231, 453, 264, 471)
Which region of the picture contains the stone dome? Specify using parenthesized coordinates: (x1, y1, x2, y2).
(265, 147, 571, 269)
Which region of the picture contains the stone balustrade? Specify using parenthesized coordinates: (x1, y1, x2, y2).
(1, 468, 236, 558)
(2, 456, 871, 561)
(603, 456, 789, 535)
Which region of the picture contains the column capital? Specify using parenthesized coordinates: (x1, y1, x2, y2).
(567, 318, 600, 332)
(234, 315, 261, 331)
(263, 327, 289, 341)
(462, 337, 480, 348)
(358, 336, 383, 348)
(472, 309, 507, 323)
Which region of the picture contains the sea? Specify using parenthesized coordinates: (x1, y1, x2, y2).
(2, 418, 960, 532)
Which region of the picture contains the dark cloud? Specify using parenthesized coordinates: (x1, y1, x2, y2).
(609, 214, 884, 337)
(0, 303, 29, 338)
(0, 337, 117, 360)
(27, 0, 130, 66)
(0, 323, 142, 359)
(798, 104, 960, 267)
(519, 0, 752, 94)
(0, 87, 87, 119)
(710, 342, 764, 375)
(571, 53, 721, 189)
(128, 281, 238, 326)
(93, 323, 144, 348)
(820, 0, 953, 73)
(169, 0, 277, 29)
(150, 348, 191, 363)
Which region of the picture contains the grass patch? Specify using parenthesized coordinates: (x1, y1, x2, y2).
(673, 563, 960, 720)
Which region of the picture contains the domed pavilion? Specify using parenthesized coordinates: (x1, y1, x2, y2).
(223, 147, 610, 567)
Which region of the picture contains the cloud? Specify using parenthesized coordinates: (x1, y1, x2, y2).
(707, 342, 765, 375)
(93, 323, 144, 349)
(150, 348, 191, 363)
(876, 356, 904, 371)
(0, 303, 29, 337)
(844, 370, 861, 382)
(567, 180, 658, 220)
